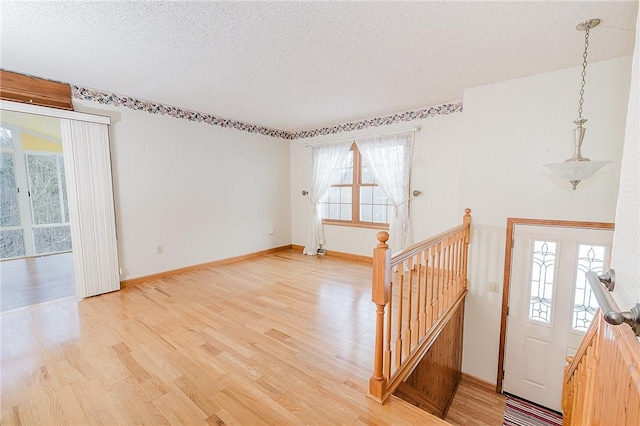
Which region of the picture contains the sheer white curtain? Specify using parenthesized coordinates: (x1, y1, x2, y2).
(356, 132, 414, 253)
(303, 142, 352, 255)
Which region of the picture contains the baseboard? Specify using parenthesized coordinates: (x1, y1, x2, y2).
(290, 244, 372, 263)
(461, 372, 499, 392)
(120, 244, 293, 288)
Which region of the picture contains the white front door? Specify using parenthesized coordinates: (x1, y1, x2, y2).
(503, 225, 613, 412)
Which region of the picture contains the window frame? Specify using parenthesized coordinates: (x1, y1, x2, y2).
(321, 143, 391, 230)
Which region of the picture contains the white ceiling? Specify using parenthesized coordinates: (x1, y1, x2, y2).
(1, 1, 637, 132)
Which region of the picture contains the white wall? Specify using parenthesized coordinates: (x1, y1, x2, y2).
(289, 113, 465, 256)
(74, 100, 291, 280)
(611, 11, 639, 313)
(459, 56, 632, 382)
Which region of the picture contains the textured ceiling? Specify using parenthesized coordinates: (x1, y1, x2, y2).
(1, 1, 637, 132)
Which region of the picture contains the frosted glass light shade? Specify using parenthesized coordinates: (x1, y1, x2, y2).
(543, 160, 612, 180)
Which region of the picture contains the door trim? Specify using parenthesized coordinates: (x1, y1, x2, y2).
(496, 218, 614, 393)
(0, 99, 110, 125)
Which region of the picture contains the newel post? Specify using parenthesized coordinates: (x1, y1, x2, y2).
(369, 231, 391, 402)
(462, 208, 472, 291)
(463, 208, 472, 228)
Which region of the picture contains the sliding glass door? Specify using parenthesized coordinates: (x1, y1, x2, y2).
(26, 152, 71, 254)
(0, 123, 72, 259)
(0, 126, 26, 258)
(2, 101, 119, 299)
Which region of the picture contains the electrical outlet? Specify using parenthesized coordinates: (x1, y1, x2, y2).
(488, 282, 500, 293)
(157, 245, 164, 254)
(268, 228, 275, 235)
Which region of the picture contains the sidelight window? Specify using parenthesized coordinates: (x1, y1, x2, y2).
(572, 244, 607, 332)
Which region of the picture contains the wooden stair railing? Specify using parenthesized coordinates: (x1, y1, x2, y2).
(563, 309, 640, 425)
(368, 208, 471, 404)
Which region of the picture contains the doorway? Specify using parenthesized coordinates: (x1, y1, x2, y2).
(1, 100, 120, 302)
(1, 111, 77, 311)
(496, 218, 615, 411)
(1, 113, 71, 259)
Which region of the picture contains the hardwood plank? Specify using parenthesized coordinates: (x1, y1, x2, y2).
(1, 249, 458, 425)
(0, 253, 75, 312)
(446, 375, 506, 425)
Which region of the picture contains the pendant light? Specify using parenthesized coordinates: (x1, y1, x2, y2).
(544, 18, 611, 190)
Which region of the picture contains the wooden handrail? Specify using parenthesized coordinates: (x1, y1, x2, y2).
(390, 209, 472, 265)
(368, 208, 472, 403)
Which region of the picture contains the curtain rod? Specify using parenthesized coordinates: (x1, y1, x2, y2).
(302, 125, 421, 147)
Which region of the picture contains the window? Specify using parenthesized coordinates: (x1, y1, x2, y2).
(319, 144, 393, 228)
(1, 126, 26, 258)
(26, 153, 71, 254)
(572, 244, 607, 332)
(528, 240, 557, 324)
(0, 123, 71, 259)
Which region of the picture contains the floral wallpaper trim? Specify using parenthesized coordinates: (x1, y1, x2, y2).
(72, 85, 462, 140)
(72, 86, 291, 139)
(290, 101, 463, 140)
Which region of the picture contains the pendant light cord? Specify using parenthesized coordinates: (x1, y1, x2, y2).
(577, 26, 590, 120)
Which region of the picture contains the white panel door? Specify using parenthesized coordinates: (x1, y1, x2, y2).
(60, 119, 119, 298)
(503, 225, 613, 411)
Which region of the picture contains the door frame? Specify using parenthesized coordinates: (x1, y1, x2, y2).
(496, 217, 615, 393)
(1, 100, 119, 298)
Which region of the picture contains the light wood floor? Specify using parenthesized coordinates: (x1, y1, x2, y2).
(1, 249, 503, 425)
(0, 252, 75, 312)
(446, 375, 506, 425)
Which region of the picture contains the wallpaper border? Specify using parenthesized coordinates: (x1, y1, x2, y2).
(72, 85, 462, 140)
(71, 86, 291, 139)
(290, 102, 463, 140)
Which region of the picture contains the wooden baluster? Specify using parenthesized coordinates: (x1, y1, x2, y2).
(419, 249, 428, 337)
(413, 255, 421, 347)
(563, 356, 574, 423)
(404, 257, 414, 355)
(441, 241, 447, 317)
(429, 246, 438, 327)
(384, 272, 393, 379)
(395, 265, 404, 369)
(442, 239, 448, 311)
(449, 237, 455, 303)
(369, 232, 390, 402)
(435, 241, 442, 320)
(442, 239, 447, 314)
(459, 233, 464, 293)
(445, 237, 452, 308)
(452, 235, 459, 298)
(450, 235, 457, 301)
(456, 232, 463, 294)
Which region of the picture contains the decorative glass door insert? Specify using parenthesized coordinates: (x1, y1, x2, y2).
(528, 240, 557, 324)
(572, 244, 607, 332)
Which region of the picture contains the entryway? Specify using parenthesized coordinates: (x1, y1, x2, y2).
(0, 253, 74, 312)
(497, 218, 614, 412)
(1, 100, 120, 303)
(1, 112, 77, 311)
